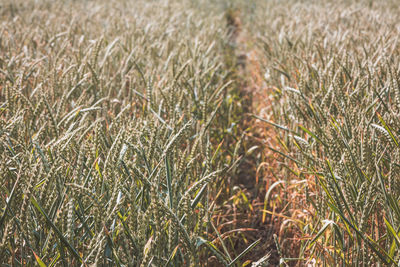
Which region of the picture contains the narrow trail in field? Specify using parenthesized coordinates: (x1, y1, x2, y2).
(221, 8, 282, 265)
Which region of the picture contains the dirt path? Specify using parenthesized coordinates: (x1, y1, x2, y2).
(215, 8, 283, 266)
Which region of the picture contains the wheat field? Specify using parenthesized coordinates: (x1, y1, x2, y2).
(1, 0, 400, 266)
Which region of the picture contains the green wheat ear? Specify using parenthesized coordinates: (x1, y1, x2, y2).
(253, 0, 400, 264)
(0, 0, 248, 265)
(3, 0, 400, 266)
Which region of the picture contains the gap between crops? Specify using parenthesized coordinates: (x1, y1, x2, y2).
(207, 7, 302, 266)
